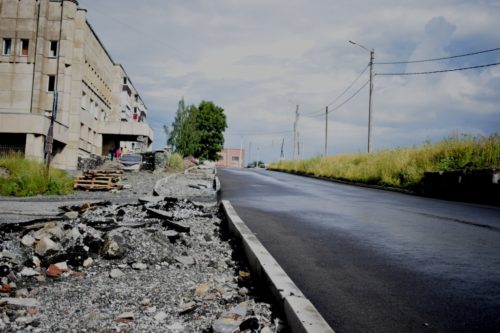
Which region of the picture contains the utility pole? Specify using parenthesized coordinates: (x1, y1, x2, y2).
(368, 48, 374, 153)
(280, 138, 284, 160)
(324, 106, 328, 157)
(349, 40, 375, 153)
(297, 131, 300, 159)
(293, 104, 299, 160)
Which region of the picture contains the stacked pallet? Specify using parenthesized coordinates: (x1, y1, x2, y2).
(74, 170, 124, 191)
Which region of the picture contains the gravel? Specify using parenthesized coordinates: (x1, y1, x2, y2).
(0, 166, 286, 332)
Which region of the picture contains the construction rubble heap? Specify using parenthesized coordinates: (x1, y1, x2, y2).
(0, 167, 285, 332)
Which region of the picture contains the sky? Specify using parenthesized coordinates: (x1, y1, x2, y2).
(78, 0, 500, 164)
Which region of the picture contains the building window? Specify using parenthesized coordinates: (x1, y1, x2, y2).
(81, 91, 87, 110)
(47, 75, 56, 92)
(49, 41, 58, 57)
(20, 39, 29, 56)
(2, 38, 12, 55)
(123, 77, 127, 85)
(232, 156, 240, 161)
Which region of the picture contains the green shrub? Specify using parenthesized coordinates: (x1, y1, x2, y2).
(268, 133, 500, 189)
(0, 153, 74, 196)
(166, 153, 184, 170)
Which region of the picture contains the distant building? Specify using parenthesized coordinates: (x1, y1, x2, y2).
(216, 148, 244, 168)
(0, 0, 153, 169)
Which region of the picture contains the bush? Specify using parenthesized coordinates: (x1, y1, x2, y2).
(166, 153, 184, 170)
(0, 153, 74, 196)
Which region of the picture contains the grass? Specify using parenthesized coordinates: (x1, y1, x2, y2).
(166, 153, 184, 171)
(0, 153, 74, 196)
(268, 133, 500, 190)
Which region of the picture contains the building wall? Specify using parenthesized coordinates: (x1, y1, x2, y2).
(216, 148, 245, 168)
(0, 0, 153, 169)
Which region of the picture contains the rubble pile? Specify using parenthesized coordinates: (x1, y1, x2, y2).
(0, 195, 285, 332)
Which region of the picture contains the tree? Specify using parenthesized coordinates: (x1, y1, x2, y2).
(168, 99, 227, 160)
(193, 101, 227, 160)
(168, 98, 197, 155)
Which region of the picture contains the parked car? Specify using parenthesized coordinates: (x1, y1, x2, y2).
(119, 153, 143, 171)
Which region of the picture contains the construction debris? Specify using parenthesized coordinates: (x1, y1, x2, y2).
(74, 169, 124, 191)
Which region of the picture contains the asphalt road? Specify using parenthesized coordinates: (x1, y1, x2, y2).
(217, 168, 500, 333)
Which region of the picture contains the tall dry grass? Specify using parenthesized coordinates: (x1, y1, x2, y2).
(268, 134, 500, 189)
(0, 153, 74, 196)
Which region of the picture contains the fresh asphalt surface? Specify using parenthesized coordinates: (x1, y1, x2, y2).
(218, 168, 500, 333)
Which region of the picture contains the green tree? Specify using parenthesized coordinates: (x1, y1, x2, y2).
(193, 101, 227, 160)
(169, 99, 227, 160)
(168, 98, 198, 155)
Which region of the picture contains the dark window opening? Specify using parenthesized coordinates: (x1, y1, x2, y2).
(48, 75, 56, 92)
(20, 39, 29, 56)
(3, 38, 12, 55)
(49, 41, 58, 57)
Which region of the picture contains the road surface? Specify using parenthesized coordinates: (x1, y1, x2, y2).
(218, 168, 500, 333)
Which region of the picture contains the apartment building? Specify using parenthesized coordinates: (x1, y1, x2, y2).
(216, 148, 245, 168)
(0, 0, 153, 169)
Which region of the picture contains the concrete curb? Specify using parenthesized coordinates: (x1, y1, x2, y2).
(221, 200, 335, 333)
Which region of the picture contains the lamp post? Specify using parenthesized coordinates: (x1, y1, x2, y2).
(349, 40, 374, 153)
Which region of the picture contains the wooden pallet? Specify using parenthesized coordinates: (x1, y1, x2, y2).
(74, 170, 123, 191)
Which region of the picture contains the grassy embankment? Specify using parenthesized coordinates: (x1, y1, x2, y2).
(268, 134, 500, 190)
(0, 153, 74, 196)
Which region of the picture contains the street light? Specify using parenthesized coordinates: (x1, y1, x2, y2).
(349, 40, 374, 153)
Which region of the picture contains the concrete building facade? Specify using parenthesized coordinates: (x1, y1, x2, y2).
(0, 0, 153, 169)
(216, 148, 245, 168)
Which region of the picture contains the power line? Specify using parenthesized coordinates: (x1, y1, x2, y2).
(375, 46, 500, 65)
(308, 79, 370, 118)
(376, 61, 500, 76)
(303, 64, 370, 117)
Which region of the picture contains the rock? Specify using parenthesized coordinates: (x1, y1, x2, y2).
(67, 227, 82, 240)
(15, 288, 29, 298)
(195, 283, 209, 297)
(109, 268, 125, 279)
(55, 262, 69, 272)
(0, 297, 39, 308)
(34, 224, 64, 241)
(260, 327, 273, 333)
(82, 257, 93, 268)
(163, 230, 179, 242)
(64, 211, 79, 220)
(239, 317, 260, 331)
(212, 302, 248, 333)
(146, 208, 190, 232)
(46, 264, 62, 278)
(116, 312, 134, 322)
(21, 235, 35, 247)
(179, 301, 197, 315)
(100, 236, 126, 259)
(238, 287, 249, 296)
(141, 298, 150, 306)
(35, 237, 60, 256)
(19, 267, 38, 277)
(131, 262, 147, 270)
(153, 311, 168, 322)
(0, 283, 12, 293)
(175, 256, 195, 266)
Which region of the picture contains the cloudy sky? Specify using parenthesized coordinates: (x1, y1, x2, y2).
(78, 0, 500, 163)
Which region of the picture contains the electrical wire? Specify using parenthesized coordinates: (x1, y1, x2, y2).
(375, 47, 500, 65)
(308, 79, 370, 118)
(302, 64, 370, 117)
(376, 61, 500, 76)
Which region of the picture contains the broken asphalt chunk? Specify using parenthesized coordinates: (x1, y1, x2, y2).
(147, 208, 190, 232)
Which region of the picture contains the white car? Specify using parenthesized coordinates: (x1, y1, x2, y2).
(119, 153, 143, 171)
